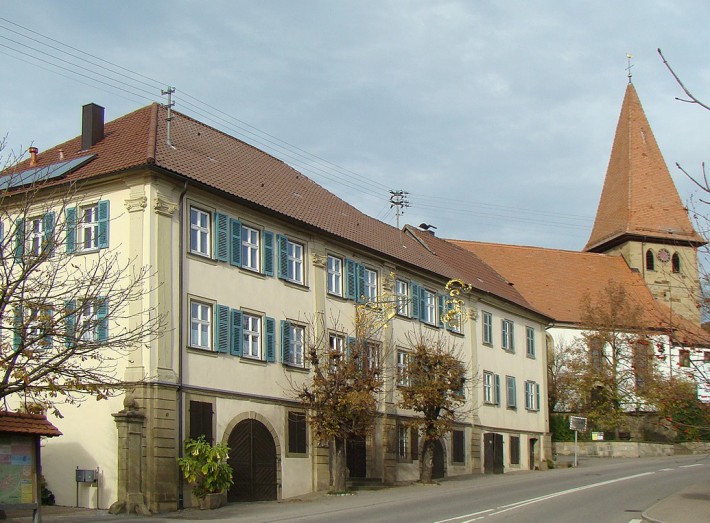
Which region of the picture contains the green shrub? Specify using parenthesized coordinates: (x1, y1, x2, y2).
(177, 436, 234, 500)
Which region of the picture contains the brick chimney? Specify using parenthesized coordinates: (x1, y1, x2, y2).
(29, 146, 38, 166)
(81, 103, 105, 150)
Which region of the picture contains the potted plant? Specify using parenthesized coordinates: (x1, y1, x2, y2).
(177, 436, 234, 509)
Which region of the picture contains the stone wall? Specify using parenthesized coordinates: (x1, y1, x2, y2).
(552, 441, 674, 458)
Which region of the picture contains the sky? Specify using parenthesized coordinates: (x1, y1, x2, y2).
(1, 1, 708, 251)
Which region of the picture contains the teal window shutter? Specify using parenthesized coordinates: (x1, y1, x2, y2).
(345, 259, 357, 300)
(13, 306, 23, 349)
(65, 300, 76, 348)
(277, 234, 288, 279)
(263, 231, 274, 276)
(44, 308, 53, 349)
(14, 218, 25, 261)
(265, 317, 276, 362)
(216, 304, 229, 353)
(281, 320, 291, 364)
(438, 294, 446, 328)
(97, 200, 110, 249)
(410, 282, 420, 319)
(96, 298, 109, 342)
(43, 212, 55, 257)
(214, 212, 228, 262)
(535, 383, 541, 411)
(494, 374, 501, 406)
(419, 286, 427, 322)
(66, 207, 77, 253)
(230, 309, 242, 356)
(355, 263, 365, 302)
(229, 218, 241, 267)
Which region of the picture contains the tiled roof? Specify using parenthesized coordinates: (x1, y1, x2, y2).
(0, 411, 62, 437)
(450, 239, 686, 330)
(2, 104, 537, 314)
(585, 83, 705, 252)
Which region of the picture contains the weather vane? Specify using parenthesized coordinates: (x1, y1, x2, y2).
(626, 53, 634, 83)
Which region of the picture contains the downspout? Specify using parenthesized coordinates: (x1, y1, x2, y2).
(177, 180, 189, 509)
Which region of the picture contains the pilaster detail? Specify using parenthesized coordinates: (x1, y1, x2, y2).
(154, 196, 178, 217)
(124, 196, 148, 213)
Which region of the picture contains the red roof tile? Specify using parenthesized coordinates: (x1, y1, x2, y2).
(0, 412, 62, 437)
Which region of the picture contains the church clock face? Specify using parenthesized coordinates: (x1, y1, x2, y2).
(657, 248, 671, 263)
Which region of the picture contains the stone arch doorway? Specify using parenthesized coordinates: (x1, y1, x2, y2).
(227, 418, 278, 502)
(432, 439, 445, 479)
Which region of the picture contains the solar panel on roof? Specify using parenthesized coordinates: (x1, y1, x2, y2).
(0, 154, 96, 190)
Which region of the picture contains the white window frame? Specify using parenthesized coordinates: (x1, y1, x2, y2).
(288, 323, 305, 367)
(398, 424, 410, 461)
(525, 381, 538, 411)
(526, 326, 535, 358)
(190, 206, 211, 257)
(327, 255, 343, 296)
(241, 224, 260, 271)
(363, 267, 377, 302)
(190, 300, 212, 350)
(397, 350, 411, 386)
(287, 239, 304, 284)
(482, 311, 493, 345)
(80, 302, 97, 341)
(28, 216, 44, 257)
(502, 319, 514, 352)
(506, 375, 517, 408)
(243, 313, 262, 359)
(396, 280, 409, 316)
(79, 204, 99, 251)
(483, 371, 494, 404)
(423, 289, 436, 325)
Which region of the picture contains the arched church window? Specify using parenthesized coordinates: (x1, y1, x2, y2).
(672, 252, 681, 273)
(645, 250, 655, 271)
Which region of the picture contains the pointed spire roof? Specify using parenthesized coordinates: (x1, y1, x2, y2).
(584, 83, 705, 252)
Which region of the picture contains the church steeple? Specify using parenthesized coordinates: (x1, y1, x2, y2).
(585, 82, 704, 252)
(585, 82, 705, 325)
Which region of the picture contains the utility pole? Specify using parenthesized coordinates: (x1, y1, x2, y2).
(161, 86, 176, 147)
(389, 190, 410, 229)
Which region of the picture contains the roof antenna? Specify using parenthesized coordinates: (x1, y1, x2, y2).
(389, 190, 410, 228)
(626, 53, 634, 84)
(161, 85, 176, 147)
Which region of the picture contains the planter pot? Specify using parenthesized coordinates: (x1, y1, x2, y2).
(199, 491, 227, 510)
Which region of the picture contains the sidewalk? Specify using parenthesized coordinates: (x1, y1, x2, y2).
(642, 482, 710, 523)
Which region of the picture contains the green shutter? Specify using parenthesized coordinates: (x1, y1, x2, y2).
(355, 263, 365, 302)
(281, 320, 291, 364)
(65, 300, 76, 348)
(43, 212, 55, 257)
(214, 212, 228, 262)
(494, 374, 501, 406)
(438, 294, 446, 329)
(14, 218, 25, 261)
(345, 259, 357, 300)
(230, 309, 242, 356)
(229, 218, 241, 267)
(535, 383, 541, 411)
(277, 234, 288, 279)
(263, 231, 274, 276)
(66, 207, 77, 253)
(97, 200, 110, 249)
(96, 298, 108, 342)
(410, 282, 420, 319)
(13, 306, 22, 349)
(216, 304, 229, 353)
(265, 317, 275, 362)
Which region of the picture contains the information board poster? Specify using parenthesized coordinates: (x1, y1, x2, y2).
(0, 434, 36, 505)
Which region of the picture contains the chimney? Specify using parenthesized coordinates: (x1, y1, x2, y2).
(29, 146, 38, 166)
(81, 103, 105, 150)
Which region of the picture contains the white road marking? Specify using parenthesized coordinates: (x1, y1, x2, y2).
(658, 468, 674, 472)
(433, 509, 493, 523)
(679, 463, 704, 468)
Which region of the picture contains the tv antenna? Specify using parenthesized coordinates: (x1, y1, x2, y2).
(389, 190, 410, 228)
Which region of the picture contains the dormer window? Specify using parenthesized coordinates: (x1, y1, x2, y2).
(645, 250, 655, 271)
(672, 252, 681, 273)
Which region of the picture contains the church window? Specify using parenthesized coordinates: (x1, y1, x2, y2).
(672, 252, 680, 273)
(645, 250, 655, 271)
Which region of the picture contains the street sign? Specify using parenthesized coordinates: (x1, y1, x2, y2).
(569, 416, 587, 432)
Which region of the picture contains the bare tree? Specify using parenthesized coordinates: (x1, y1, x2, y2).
(0, 140, 164, 416)
(397, 329, 468, 483)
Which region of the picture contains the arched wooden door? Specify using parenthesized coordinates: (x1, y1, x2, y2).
(432, 439, 445, 479)
(227, 419, 277, 502)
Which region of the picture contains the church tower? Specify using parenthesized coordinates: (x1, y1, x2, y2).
(584, 82, 706, 325)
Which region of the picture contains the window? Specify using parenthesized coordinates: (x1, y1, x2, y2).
(27, 216, 44, 257)
(502, 320, 514, 351)
(510, 436, 520, 465)
(452, 430, 465, 464)
(243, 313, 261, 359)
(66, 201, 109, 253)
(189, 400, 213, 443)
(329, 333, 345, 355)
(397, 350, 411, 386)
(672, 252, 681, 273)
(398, 424, 410, 461)
(396, 280, 409, 316)
(679, 349, 690, 368)
(281, 322, 305, 367)
(327, 255, 343, 296)
(634, 341, 651, 391)
(190, 207, 211, 256)
(483, 371, 500, 405)
(646, 249, 655, 271)
(288, 411, 308, 455)
(506, 376, 517, 408)
(79, 205, 99, 250)
(363, 268, 377, 301)
(190, 300, 212, 350)
(241, 225, 260, 271)
(364, 341, 381, 371)
(525, 381, 540, 411)
(278, 236, 305, 284)
(482, 311, 493, 345)
(526, 327, 535, 358)
(590, 337, 604, 370)
(79, 302, 98, 341)
(422, 289, 436, 325)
